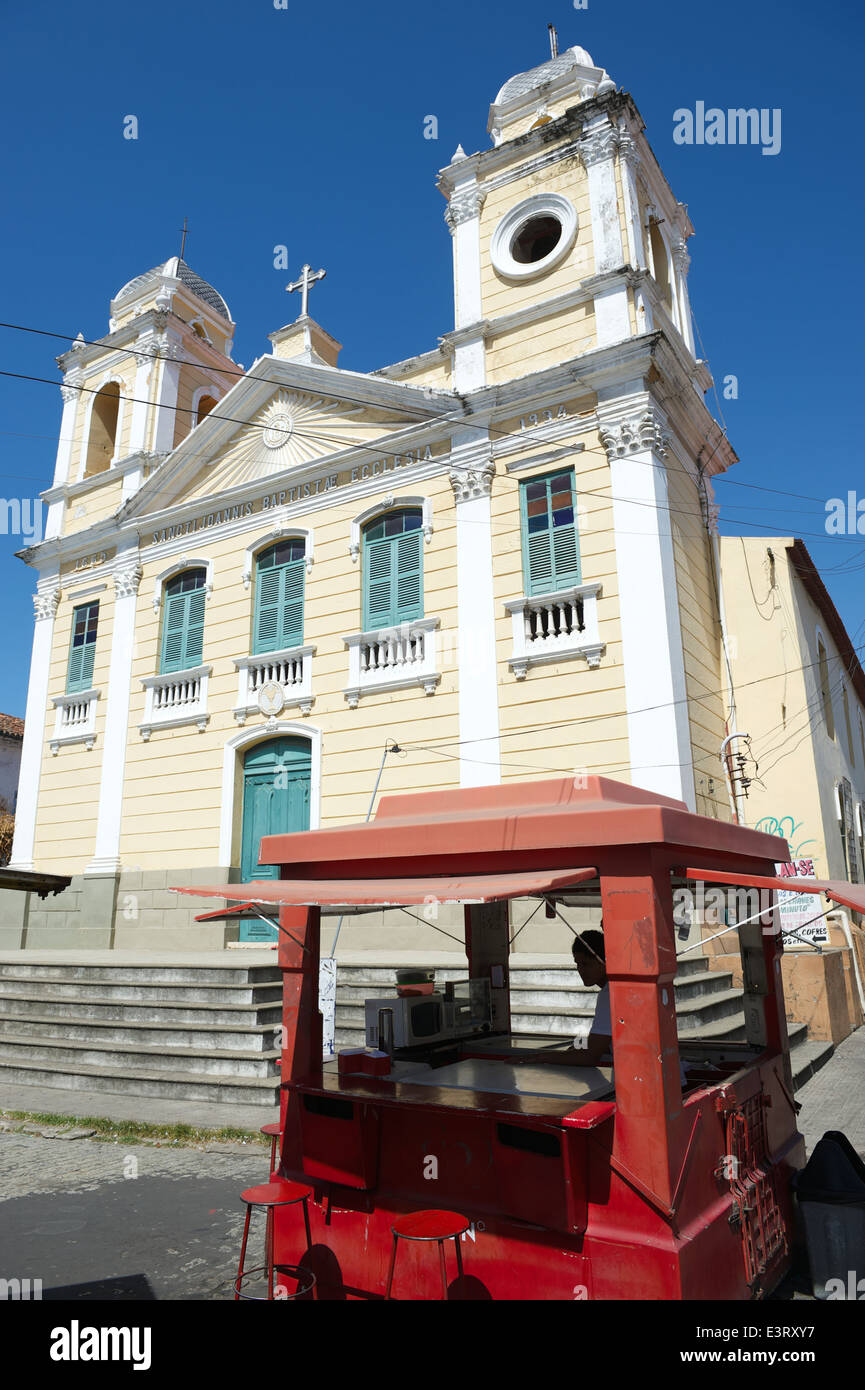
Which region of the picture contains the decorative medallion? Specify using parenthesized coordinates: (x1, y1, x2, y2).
(257, 681, 286, 718)
(263, 412, 294, 450)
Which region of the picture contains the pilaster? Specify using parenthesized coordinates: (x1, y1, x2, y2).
(582, 118, 629, 346)
(449, 429, 500, 786)
(445, 165, 487, 392)
(598, 396, 696, 808)
(9, 581, 61, 870)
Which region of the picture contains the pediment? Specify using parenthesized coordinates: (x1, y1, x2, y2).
(180, 387, 423, 504)
(120, 359, 455, 522)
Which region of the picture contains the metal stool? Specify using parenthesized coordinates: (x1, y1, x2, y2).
(385, 1209, 470, 1300)
(234, 1178, 314, 1302)
(261, 1122, 281, 1172)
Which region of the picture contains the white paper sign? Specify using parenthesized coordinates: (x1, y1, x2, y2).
(775, 859, 828, 945)
(319, 958, 337, 1056)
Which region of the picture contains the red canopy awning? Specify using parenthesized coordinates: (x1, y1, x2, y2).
(171, 865, 598, 909)
(679, 867, 865, 916)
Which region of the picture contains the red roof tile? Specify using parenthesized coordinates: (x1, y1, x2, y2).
(0, 713, 24, 738)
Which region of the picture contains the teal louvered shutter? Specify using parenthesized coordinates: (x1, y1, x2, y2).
(160, 572, 206, 673)
(362, 511, 423, 629)
(253, 544, 305, 654)
(395, 529, 422, 622)
(364, 534, 395, 630)
(520, 470, 581, 596)
(279, 559, 305, 648)
(66, 602, 99, 693)
(182, 587, 206, 668)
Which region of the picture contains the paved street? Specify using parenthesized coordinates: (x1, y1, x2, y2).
(0, 1131, 266, 1300)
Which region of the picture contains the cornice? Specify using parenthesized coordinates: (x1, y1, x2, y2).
(437, 90, 629, 198)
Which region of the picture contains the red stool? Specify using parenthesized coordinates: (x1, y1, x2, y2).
(234, 1178, 314, 1301)
(261, 1122, 281, 1173)
(385, 1209, 470, 1300)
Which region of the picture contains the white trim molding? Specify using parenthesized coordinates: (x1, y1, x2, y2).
(348, 495, 433, 562)
(599, 396, 695, 808)
(8, 581, 61, 869)
(451, 428, 501, 786)
(139, 665, 211, 739)
(151, 557, 214, 612)
(218, 721, 322, 868)
(241, 527, 314, 587)
(505, 583, 604, 678)
(489, 193, 579, 283)
(50, 689, 100, 754)
(233, 645, 316, 722)
(343, 618, 441, 706)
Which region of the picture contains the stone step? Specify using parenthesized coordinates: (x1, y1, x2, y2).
(673, 988, 749, 1032)
(0, 990, 281, 1028)
(0, 1014, 278, 1053)
(0, 962, 281, 986)
(0, 1033, 280, 1079)
(0, 979, 282, 1006)
(0, 1055, 279, 1106)
(790, 1039, 835, 1090)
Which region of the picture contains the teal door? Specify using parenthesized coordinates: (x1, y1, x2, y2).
(239, 737, 311, 942)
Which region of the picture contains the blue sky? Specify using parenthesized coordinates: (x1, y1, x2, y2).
(0, 0, 862, 715)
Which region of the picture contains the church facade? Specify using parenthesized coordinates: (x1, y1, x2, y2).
(3, 45, 738, 953)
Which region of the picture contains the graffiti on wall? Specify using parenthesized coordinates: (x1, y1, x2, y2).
(753, 814, 818, 863)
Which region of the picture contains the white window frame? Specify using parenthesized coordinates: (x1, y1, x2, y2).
(349, 496, 433, 563)
(218, 722, 322, 868)
(241, 528, 314, 589)
(152, 557, 214, 613)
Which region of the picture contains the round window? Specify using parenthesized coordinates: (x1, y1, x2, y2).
(511, 215, 562, 265)
(490, 194, 578, 282)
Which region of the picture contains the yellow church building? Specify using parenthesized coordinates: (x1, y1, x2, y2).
(4, 43, 740, 955)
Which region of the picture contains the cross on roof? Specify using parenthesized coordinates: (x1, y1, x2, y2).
(286, 263, 326, 319)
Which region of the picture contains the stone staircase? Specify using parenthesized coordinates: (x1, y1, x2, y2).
(0, 952, 834, 1108)
(0, 959, 282, 1107)
(334, 956, 834, 1091)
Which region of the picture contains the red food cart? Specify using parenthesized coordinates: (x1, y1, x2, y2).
(174, 776, 865, 1300)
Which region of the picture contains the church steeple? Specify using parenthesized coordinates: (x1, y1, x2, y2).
(44, 257, 238, 540)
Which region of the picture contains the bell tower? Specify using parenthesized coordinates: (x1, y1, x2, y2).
(45, 257, 239, 540)
(438, 43, 698, 393)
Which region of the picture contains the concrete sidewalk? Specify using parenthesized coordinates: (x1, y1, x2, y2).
(795, 1025, 865, 1160)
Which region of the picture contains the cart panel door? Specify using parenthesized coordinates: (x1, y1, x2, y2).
(239, 737, 311, 942)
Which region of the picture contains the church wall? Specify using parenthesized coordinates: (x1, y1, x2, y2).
(491, 425, 629, 785)
(666, 462, 729, 819)
(478, 154, 594, 321)
(115, 470, 463, 869)
(485, 301, 596, 384)
(32, 595, 115, 873)
(172, 363, 222, 450)
(60, 476, 125, 535)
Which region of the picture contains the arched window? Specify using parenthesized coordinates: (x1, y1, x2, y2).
(648, 217, 673, 313)
(85, 382, 121, 476)
(253, 539, 306, 654)
(160, 569, 207, 673)
(362, 509, 423, 630)
(196, 394, 218, 425)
